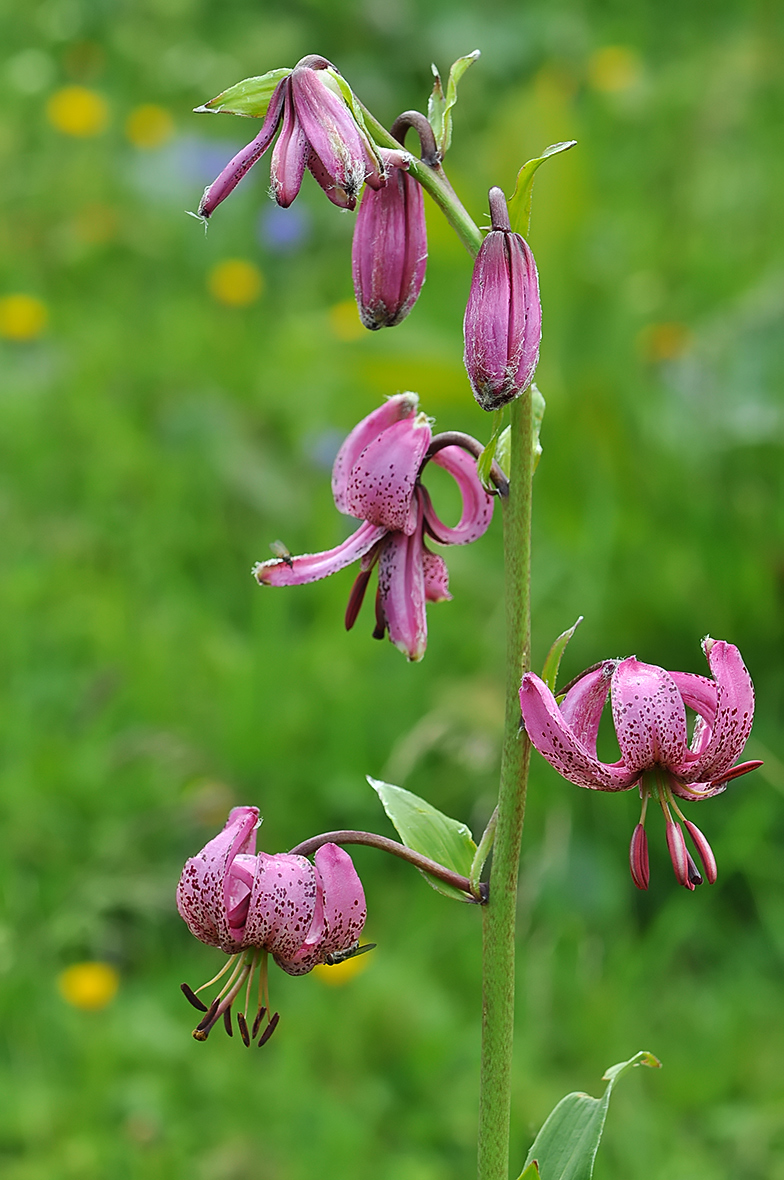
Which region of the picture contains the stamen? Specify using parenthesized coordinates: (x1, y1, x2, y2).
(683, 819, 718, 884)
(194, 954, 239, 994)
(223, 1008, 234, 1036)
(252, 1006, 267, 1040)
(193, 997, 220, 1040)
(258, 1011, 280, 1047)
(237, 1011, 251, 1047)
(629, 823, 650, 891)
(181, 982, 209, 1012)
(686, 851, 703, 887)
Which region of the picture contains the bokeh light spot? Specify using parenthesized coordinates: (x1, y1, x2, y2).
(637, 321, 693, 362)
(588, 46, 643, 93)
(0, 294, 48, 341)
(329, 299, 365, 342)
(57, 961, 119, 1010)
(46, 86, 109, 136)
(207, 259, 263, 306)
(126, 104, 174, 149)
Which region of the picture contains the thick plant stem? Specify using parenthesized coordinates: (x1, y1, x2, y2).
(477, 391, 533, 1180)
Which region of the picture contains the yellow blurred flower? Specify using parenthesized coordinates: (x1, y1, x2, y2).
(208, 259, 264, 307)
(587, 46, 643, 94)
(637, 321, 693, 362)
(0, 294, 48, 341)
(46, 86, 109, 137)
(58, 961, 119, 1010)
(125, 104, 174, 149)
(329, 298, 365, 342)
(312, 949, 372, 986)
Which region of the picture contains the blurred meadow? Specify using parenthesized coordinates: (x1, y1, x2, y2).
(1, 0, 783, 1177)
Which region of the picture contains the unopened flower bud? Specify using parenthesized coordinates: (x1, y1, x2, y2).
(463, 187, 541, 411)
(352, 163, 427, 329)
(629, 823, 650, 890)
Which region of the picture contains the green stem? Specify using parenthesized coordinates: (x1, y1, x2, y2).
(357, 108, 532, 1176)
(478, 391, 533, 1180)
(360, 105, 484, 256)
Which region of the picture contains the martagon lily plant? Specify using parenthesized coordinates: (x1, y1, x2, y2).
(174, 49, 763, 1180)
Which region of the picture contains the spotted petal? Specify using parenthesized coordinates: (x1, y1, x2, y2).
(176, 806, 259, 952)
(332, 394, 418, 514)
(680, 639, 756, 783)
(611, 658, 689, 773)
(197, 81, 286, 219)
(344, 413, 432, 534)
(245, 852, 318, 961)
(520, 673, 637, 791)
(281, 844, 367, 975)
(558, 661, 615, 758)
(376, 528, 427, 662)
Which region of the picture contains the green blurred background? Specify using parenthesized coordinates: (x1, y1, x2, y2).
(1, 0, 783, 1177)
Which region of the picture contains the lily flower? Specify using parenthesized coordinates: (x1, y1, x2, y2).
(177, 806, 367, 1045)
(253, 394, 495, 661)
(197, 55, 403, 219)
(519, 637, 762, 890)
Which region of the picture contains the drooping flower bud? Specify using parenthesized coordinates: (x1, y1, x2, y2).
(352, 164, 427, 328)
(463, 186, 541, 411)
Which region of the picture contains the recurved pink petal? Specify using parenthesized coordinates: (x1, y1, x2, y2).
(244, 852, 318, 960)
(270, 80, 308, 207)
(558, 661, 615, 758)
(668, 671, 718, 726)
(332, 394, 419, 514)
(682, 639, 755, 783)
(197, 81, 286, 219)
(176, 806, 259, 951)
(282, 844, 367, 975)
(306, 149, 355, 208)
(376, 528, 427, 661)
(520, 673, 638, 791)
(423, 549, 451, 602)
(421, 446, 494, 545)
(253, 520, 386, 586)
(611, 658, 689, 773)
(344, 414, 432, 535)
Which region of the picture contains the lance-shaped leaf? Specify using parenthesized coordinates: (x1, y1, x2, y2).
(368, 776, 477, 901)
(479, 383, 545, 486)
(519, 1165, 541, 1180)
(531, 382, 546, 471)
(194, 68, 292, 118)
(542, 616, 584, 693)
(517, 1051, 661, 1180)
(427, 50, 480, 156)
(507, 141, 577, 236)
(476, 410, 505, 491)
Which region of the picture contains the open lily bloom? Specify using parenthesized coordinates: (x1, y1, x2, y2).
(519, 638, 762, 890)
(197, 55, 402, 219)
(177, 807, 367, 1045)
(254, 394, 494, 661)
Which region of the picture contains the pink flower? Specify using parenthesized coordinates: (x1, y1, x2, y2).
(253, 394, 495, 661)
(177, 807, 366, 1044)
(519, 638, 763, 890)
(197, 55, 402, 219)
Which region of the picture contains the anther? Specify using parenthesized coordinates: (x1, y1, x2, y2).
(181, 982, 209, 1012)
(686, 851, 703, 887)
(223, 1008, 234, 1036)
(252, 1007, 266, 1040)
(237, 1011, 251, 1047)
(683, 819, 718, 884)
(194, 997, 220, 1035)
(629, 823, 650, 890)
(258, 1011, 280, 1047)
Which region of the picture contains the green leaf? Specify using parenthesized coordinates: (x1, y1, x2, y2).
(368, 776, 476, 902)
(476, 409, 505, 491)
(194, 68, 292, 118)
(531, 382, 546, 472)
(541, 616, 583, 692)
(427, 50, 480, 155)
(496, 425, 511, 477)
(519, 1165, 541, 1180)
(518, 1051, 661, 1180)
(507, 140, 577, 237)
